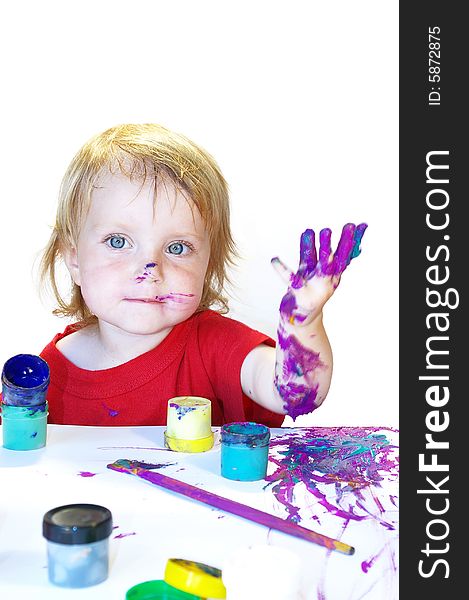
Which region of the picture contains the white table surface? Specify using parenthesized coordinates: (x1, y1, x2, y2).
(0, 425, 399, 599)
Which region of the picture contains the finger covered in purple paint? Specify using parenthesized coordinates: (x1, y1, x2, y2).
(332, 223, 356, 273)
(350, 222, 368, 261)
(290, 229, 317, 288)
(318, 228, 332, 273)
(299, 229, 317, 275)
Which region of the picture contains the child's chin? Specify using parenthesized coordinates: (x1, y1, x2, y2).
(123, 312, 193, 334)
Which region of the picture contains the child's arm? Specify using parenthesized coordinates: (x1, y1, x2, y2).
(241, 223, 367, 421)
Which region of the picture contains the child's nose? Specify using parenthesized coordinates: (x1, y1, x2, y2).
(134, 261, 162, 284)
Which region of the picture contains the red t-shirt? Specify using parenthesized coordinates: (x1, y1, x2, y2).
(38, 310, 284, 427)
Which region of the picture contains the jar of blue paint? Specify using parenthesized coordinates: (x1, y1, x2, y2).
(43, 503, 113, 588)
(220, 422, 271, 481)
(1, 354, 50, 450)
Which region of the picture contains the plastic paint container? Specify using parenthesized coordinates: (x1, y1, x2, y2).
(1, 353, 50, 406)
(220, 422, 270, 481)
(164, 397, 214, 453)
(165, 558, 226, 599)
(1, 402, 48, 450)
(126, 580, 202, 599)
(1, 354, 50, 450)
(42, 503, 113, 588)
(221, 544, 302, 600)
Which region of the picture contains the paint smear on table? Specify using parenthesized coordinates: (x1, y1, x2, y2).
(114, 531, 137, 539)
(265, 426, 399, 597)
(265, 426, 398, 528)
(78, 471, 97, 477)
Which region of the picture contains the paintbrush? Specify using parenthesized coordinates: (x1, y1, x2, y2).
(107, 459, 355, 556)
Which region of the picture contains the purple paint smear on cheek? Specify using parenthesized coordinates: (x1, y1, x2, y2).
(275, 323, 325, 419)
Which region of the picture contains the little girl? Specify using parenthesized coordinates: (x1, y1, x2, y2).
(38, 123, 366, 427)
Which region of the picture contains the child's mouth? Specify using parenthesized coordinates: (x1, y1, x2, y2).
(124, 293, 195, 304)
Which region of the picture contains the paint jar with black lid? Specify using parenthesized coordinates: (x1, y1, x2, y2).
(42, 503, 113, 588)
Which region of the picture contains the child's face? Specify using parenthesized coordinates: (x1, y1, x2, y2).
(65, 173, 210, 336)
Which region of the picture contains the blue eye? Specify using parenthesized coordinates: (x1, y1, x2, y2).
(168, 242, 185, 255)
(106, 235, 128, 249)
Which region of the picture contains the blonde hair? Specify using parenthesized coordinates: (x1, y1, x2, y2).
(40, 123, 238, 325)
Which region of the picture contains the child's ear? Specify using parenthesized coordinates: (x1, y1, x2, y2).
(63, 246, 81, 286)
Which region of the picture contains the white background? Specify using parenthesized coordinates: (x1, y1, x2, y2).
(0, 0, 398, 427)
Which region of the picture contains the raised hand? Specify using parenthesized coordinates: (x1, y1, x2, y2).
(271, 223, 367, 326)
(271, 223, 367, 420)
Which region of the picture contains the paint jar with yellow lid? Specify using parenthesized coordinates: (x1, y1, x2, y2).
(164, 397, 214, 453)
(164, 558, 226, 599)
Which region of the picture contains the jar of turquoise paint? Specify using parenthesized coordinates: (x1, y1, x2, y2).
(220, 422, 271, 481)
(1, 403, 48, 450)
(43, 504, 113, 588)
(1, 354, 50, 450)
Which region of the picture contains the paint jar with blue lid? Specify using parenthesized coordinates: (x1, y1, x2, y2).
(1, 353, 50, 450)
(42, 503, 113, 588)
(220, 422, 271, 481)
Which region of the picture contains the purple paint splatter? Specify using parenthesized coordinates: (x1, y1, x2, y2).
(78, 471, 97, 477)
(102, 403, 119, 417)
(265, 426, 398, 529)
(114, 532, 137, 539)
(169, 402, 197, 419)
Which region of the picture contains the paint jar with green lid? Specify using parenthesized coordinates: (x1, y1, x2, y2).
(126, 580, 202, 599)
(43, 503, 113, 588)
